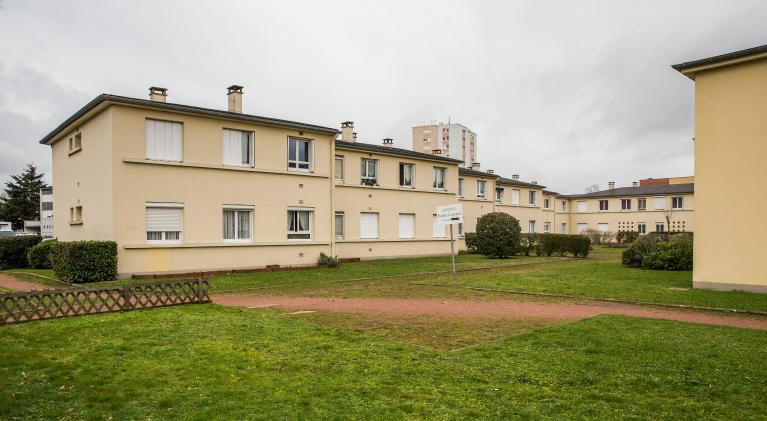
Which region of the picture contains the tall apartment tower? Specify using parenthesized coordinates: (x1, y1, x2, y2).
(412, 122, 477, 168)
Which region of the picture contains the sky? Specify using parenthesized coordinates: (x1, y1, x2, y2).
(0, 0, 765, 194)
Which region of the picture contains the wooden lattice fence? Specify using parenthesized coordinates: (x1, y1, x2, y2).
(1, 278, 210, 325)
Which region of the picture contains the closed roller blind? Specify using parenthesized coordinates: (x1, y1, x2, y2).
(399, 214, 415, 239)
(146, 207, 183, 232)
(146, 119, 182, 161)
(577, 201, 588, 212)
(511, 190, 520, 205)
(654, 197, 665, 210)
(432, 215, 445, 238)
(360, 213, 378, 239)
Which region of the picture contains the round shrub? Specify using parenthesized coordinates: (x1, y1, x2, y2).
(643, 235, 693, 271)
(27, 239, 59, 269)
(474, 212, 522, 258)
(622, 235, 663, 267)
(463, 232, 478, 253)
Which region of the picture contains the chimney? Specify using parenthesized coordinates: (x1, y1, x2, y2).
(532, 181, 538, 185)
(608, 181, 615, 189)
(382, 138, 394, 148)
(487, 169, 494, 174)
(471, 162, 481, 170)
(353, 132, 358, 142)
(341, 121, 354, 142)
(432, 149, 442, 155)
(632, 181, 638, 187)
(149, 86, 167, 102)
(512, 174, 520, 180)
(227, 85, 244, 113)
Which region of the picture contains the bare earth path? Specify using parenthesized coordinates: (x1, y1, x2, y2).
(0, 273, 50, 292)
(213, 295, 767, 331)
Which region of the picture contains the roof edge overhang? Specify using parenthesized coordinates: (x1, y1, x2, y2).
(672, 45, 767, 80)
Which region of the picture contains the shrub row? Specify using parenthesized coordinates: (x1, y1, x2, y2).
(0, 236, 42, 270)
(622, 234, 692, 271)
(616, 231, 639, 244)
(520, 233, 591, 258)
(52, 241, 118, 283)
(28, 240, 59, 269)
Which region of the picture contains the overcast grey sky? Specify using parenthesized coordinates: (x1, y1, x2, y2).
(0, 0, 764, 193)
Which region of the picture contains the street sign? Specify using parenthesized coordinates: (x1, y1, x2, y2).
(436, 203, 464, 225)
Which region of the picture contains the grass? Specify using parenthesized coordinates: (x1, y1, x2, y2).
(1, 304, 766, 419)
(0, 268, 65, 289)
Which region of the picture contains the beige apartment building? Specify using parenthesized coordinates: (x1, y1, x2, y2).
(412, 122, 477, 168)
(674, 44, 767, 293)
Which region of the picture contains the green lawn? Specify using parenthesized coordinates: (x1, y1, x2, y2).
(1, 304, 766, 419)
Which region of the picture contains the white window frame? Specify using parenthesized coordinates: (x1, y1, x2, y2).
(287, 137, 312, 172)
(655, 222, 665, 233)
(654, 196, 665, 210)
(543, 222, 550, 233)
(638, 198, 647, 211)
(287, 207, 313, 240)
(398, 213, 415, 239)
(432, 214, 446, 238)
(560, 223, 567, 234)
(599, 200, 609, 211)
(432, 167, 447, 190)
(457, 222, 465, 236)
(399, 163, 415, 188)
(458, 178, 465, 197)
(637, 222, 647, 235)
(529, 191, 537, 206)
(597, 223, 609, 234)
(560, 201, 567, 212)
(146, 119, 183, 162)
(360, 212, 379, 239)
(577, 223, 588, 234)
(511, 189, 520, 205)
(145, 202, 183, 244)
(476, 180, 487, 198)
(621, 199, 631, 211)
(361, 158, 379, 186)
(672, 196, 684, 210)
(223, 205, 254, 242)
(577, 201, 588, 212)
(334, 211, 344, 240)
(495, 187, 503, 202)
(544, 198, 550, 209)
(528, 220, 536, 233)
(222, 128, 254, 167)
(334, 155, 344, 182)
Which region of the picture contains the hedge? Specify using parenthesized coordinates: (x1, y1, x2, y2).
(520, 233, 591, 258)
(622, 234, 692, 271)
(52, 241, 118, 283)
(27, 240, 60, 269)
(463, 232, 478, 253)
(0, 236, 42, 270)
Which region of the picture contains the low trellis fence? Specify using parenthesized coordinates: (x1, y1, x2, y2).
(1, 278, 210, 325)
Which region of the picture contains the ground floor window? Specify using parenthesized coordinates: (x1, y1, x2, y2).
(597, 223, 609, 233)
(223, 207, 252, 241)
(458, 222, 464, 236)
(360, 212, 379, 239)
(432, 215, 445, 238)
(655, 222, 665, 233)
(146, 203, 183, 243)
(638, 222, 646, 234)
(398, 213, 415, 239)
(577, 223, 588, 234)
(528, 220, 536, 233)
(334, 212, 344, 239)
(288, 209, 312, 239)
(543, 222, 550, 233)
(560, 223, 567, 234)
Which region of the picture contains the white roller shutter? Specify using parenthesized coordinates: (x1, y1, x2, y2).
(511, 189, 520, 205)
(399, 214, 415, 239)
(577, 201, 588, 212)
(146, 207, 183, 232)
(432, 215, 445, 238)
(654, 196, 665, 210)
(360, 213, 378, 239)
(222, 129, 239, 165)
(146, 119, 182, 161)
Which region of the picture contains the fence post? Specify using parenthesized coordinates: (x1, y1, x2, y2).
(122, 285, 132, 311)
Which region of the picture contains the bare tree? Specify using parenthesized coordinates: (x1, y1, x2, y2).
(584, 184, 600, 193)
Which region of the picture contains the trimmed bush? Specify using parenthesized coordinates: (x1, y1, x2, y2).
(52, 241, 118, 283)
(0, 235, 42, 269)
(520, 233, 591, 258)
(622, 235, 663, 267)
(616, 231, 639, 244)
(463, 232, 478, 253)
(27, 240, 60, 269)
(643, 235, 693, 271)
(474, 212, 522, 258)
(318, 252, 341, 268)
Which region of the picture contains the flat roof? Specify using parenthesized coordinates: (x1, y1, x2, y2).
(672, 44, 767, 79)
(335, 140, 463, 164)
(39, 94, 340, 145)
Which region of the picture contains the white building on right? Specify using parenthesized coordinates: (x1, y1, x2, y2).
(412, 122, 477, 168)
(40, 187, 54, 238)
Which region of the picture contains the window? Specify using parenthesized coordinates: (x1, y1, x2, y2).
(432, 167, 446, 190)
(577, 223, 588, 234)
(511, 189, 520, 205)
(577, 201, 588, 212)
(334, 212, 344, 239)
(621, 199, 631, 210)
(222, 129, 253, 167)
(288, 138, 312, 171)
(68, 133, 82, 153)
(598, 223, 609, 233)
(528, 220, 536, 233)
(672, 197, 684, 209)
(432, 215, 445, 238)
(544, 198, 550, 209)
(334, 156, 344, 181)
(399, 163, 415, 187)
(560, 223, 567, 234)
(476, 180, 487, 198)
(458, 178, 465, 197)
(146, 119, 182, 162)
(560, 201, 567, 212)
(599, 200, 609, 211)
(69, 206, 83, 223)
(638, 198, 647, 211)
(654, 196, 665, 210)
(638, 222, 646, 235)
(146, 204, 183, 243)
(528, 191, 537, 205)
(287, 209, 312, 239)
(495, 187, 503, 202)
(655, 222, 665, 233)
(361, 159, 378, 185)
(360, 213, 379, 239)
(458, 222, 464, 236)
(398, 213, 415, 239)
(223, 207, 252, 241)
(543, 222, 550, 233)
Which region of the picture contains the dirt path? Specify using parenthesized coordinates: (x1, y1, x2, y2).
(213, 295, 767, 331)
(0, 273, 51, 292)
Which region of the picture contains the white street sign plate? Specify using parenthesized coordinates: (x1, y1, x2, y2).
(436, 203, 464, 224)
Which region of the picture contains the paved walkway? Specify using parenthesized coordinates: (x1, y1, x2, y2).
(213, 295, 767, 331)
(0, 273, 51, 292)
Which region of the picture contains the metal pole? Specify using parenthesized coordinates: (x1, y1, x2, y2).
(450, 224, 456, 279)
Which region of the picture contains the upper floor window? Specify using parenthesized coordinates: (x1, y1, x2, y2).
(654, 196, 665, 210)
(638, 198, 647, 211)
(288, 137, 312, 171)
(577, 201, 588, 212)
(458, 178, 465, 197)
(433, 167, 446, 190)
(68, 133, 82, 154)
(672, 197, 684, 209)
(544, 198, 550, 209)
(511, 189, 520, 205)
(560, 200, 567, 212)
(222, 129, 253, 167)
(146, 119, 182, 162)
(70, 206, 83, 223)
(528, 191, 537, 206)
(146, 203, 183, 243)
(599, 200, 609, 211)
(476, 180, 487, 198)
(495, 187, 503, 202)
(399, 163, 415, 187)
(223, 206, 252, 241)
(361, 159, 379, 186)
(287, 209, 312, 239)
(335, 156, 344, 181)
(621, 199, 631, 210)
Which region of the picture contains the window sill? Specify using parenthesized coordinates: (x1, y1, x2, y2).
(69, 221, 83, 225)
(68, 147, 83, 156)
(123, 158, 328, 178)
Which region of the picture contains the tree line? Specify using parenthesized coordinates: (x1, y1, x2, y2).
(0, 164, 48, 231)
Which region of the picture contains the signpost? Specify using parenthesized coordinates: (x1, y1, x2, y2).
(436, 203, 464, 279)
